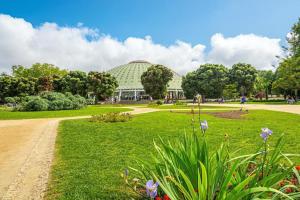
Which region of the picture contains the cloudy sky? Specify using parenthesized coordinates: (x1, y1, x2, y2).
(0, 0, 299, 74)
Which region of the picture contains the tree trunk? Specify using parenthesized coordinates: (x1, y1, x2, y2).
(295, 89, 298, 102)
(265, 88, 268, 101)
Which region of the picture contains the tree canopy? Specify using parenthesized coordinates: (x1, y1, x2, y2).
(229, 63, 257, 96)
(182, 64, 228, 99)
(12, 63, 68, 78)
(287, 17, 300, 57)
(141, 65, 173, 99)
(254, 70, 275, 100)
(273, 56, 300, 97)
(87, 71, 118, 101)
(0, 64, 119, 103)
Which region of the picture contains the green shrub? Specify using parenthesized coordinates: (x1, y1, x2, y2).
(48, 99, 65, 110)
(90, 112, 132, 123)
(4, 97, 16, 104)
(86, 98, 95, 105)
(40, 91, 65, 101)
(15, 92, 87, 112)
(156, 100, 163, 105)
(63, 98, 74, 110)
(174, 100, 186, 106)
(21, 96, 49, 111)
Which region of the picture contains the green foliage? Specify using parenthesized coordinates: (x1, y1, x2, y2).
(287, 17, 300, 57)
(156, 100, 163, 105)
(273, 56, 300, 97)
(4, 97, 16, 104)
(181, 72, 199, 99)
(229, 63, 257, 96)
(37, 76, 53, 92)
(133, 132, 300, 199)
(182, 64, 228, 99)
(87, 71, 118, 101)
(0, 74, 36, 102)
(254, 70, 275, 100)
(223, 84, 239, 100)
(1, 65, 119, 104)
(86, 98, 96, 105)
(53, 71, 88, 97)
(19, 96, 49, 111)
(12, 63, 67, 78)
(90, 112, 132, 123)
(175, 100, 186, 106)
(141, 64, 174, 99)
(16, 92, 87, 111)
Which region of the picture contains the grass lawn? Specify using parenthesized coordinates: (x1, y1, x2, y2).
(46, 110, 300, 200)
(0, 105, 131, 120)
(148, 104, 234, 109)
(222, 101, 300, 105)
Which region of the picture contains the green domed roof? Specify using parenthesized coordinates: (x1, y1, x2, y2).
(107, 61, 182, 91)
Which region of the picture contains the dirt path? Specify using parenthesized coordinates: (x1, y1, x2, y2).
(196, 103, 300, 115)
(0, 107, 158, 200)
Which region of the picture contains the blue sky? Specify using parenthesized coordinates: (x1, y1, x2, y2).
(0, 0, 299, 73)
(1, 0, 299, 46)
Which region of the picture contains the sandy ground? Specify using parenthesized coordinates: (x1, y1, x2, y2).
(0, 107, 158, 200)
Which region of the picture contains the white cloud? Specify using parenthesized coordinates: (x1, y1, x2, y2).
(0, 14, 283, 75)
(208, 33, 283, 70)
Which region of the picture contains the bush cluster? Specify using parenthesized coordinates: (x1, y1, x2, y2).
(148, 100, 163, 106)
(15, 92, 87, 111)
(89, 112, 132, 123)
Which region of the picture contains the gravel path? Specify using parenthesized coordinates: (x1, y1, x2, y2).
(0, 107, 158, 200)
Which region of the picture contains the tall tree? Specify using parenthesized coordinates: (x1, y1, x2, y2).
(287, 17, 300, 57)
(12, 63, 68, 78)
(0, 74, 37, 102)
(254, 70, 275, 100)
(141, 65, 173, 99)
(0, 74, 13, 103)
(53, 71, 88, 97)
(272, 18, 300, 100)
(182, 64, 228, 99)
(87, 72, 118, 101)
(229, 63, 257, 96)
(37, 76, 53, 92)
(273, 56, 300, 100)
(181, 72, 199, 99)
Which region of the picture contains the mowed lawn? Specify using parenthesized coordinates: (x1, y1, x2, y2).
(46, 110, 300, 200)
(0, 105, 131, 120)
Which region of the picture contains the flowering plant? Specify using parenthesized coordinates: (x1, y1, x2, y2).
(122, 103, 300, 199)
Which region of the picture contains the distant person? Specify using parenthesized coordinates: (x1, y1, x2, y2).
(287, 96, 295, 104)
(218, 97, 224, 104)
(193, 96, 197, 104)
(240, 96, 246, 104)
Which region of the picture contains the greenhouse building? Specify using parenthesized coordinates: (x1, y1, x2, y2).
(107, 60, 183, 101)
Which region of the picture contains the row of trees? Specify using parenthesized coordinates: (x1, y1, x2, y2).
(182, 63, 264, 99)
(182, 18, 300, 101)
(0, 63, 118, 103)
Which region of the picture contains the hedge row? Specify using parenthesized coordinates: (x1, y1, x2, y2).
(11, 92, 88, 111)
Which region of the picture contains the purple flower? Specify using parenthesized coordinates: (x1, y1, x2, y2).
(146, 180, 159, 198)
(200, 120, 208, 132)
(260, 128, 272, 142)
